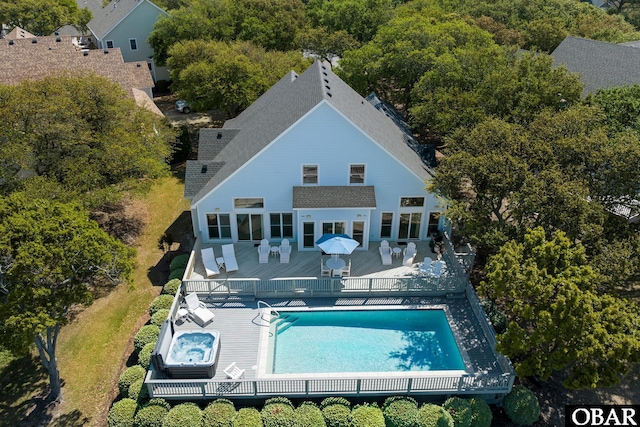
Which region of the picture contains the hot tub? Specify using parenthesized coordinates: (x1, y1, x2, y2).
(163, 329, 220, 378)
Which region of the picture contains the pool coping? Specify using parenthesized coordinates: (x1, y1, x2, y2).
(256, 305, 473, 379)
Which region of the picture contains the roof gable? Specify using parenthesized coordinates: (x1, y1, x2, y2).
(186, 60, 433, 204)
(88, 0, 167, 40)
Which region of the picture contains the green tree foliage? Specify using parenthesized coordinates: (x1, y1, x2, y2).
(481, 227, 640, 388)
(306, 0, 397, 43)
(0, 74, 175, 206)
(295, 26, 359, 64)
(0, 194, 135, 401)
(502, 385, 541, 426)
(588, 84, 640, 135)
(0, 0, 92, 36)
(168, 40, 310, 117)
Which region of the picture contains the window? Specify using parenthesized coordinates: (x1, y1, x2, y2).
(303, 222, 315, 248)
(234, 198, 264, 209)
(270, 213, 293, 238)
(207, 214, 231, 239)
(353, 221, 365, 246)
(302, 165, 318, 184)
(427, 212, 440, 236)
(105, 40, 114, 49)
(322, 221, 346, 235)
(380, 212, 393, 238)
(400, 197, 425, 207)
(399, 213, 422, 239)
(349, 164, 365, 184)
(129, 38, 138, 51)
(237, 214, 263, 240)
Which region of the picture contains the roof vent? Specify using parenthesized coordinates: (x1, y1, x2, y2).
(326, 92, 332, 97)
(201, 164, 208, 173)
(217, 133, 222, 139)
(321, 65, 326, 70)
(325, 85, 331, 90)
(104, 48, 109, 54)
(54, 32, 59, 36)
(8, 40, 14, 45)
(137, 63, 141, 67)
(322, 72, 327, 76)
(56, 37, 61, 42)
(83, 51, 88, 56)
(324, 79, 329, 83)
(31, 39, 37, 43)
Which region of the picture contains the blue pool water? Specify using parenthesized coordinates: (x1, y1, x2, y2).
(270, 309, 465, 374)
(169, 332, 214, 363)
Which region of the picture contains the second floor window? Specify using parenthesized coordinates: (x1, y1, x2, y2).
(303, 165, 318, 184)
(129, 38, 138, 50)
(350, 164, 365, 184)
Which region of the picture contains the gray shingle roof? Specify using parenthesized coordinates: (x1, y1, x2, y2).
(88, 0, 165, 40)
(293, 186, 377, 209)
(184, 161, 226, 199)
(551, 36, 640, 96)
(186, 60, 433, 204)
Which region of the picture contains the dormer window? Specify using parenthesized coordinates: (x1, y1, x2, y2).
(349, 164, 365, 184)
(302, 165, 318, 185)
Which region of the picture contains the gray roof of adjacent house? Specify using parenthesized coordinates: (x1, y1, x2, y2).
(186, 60, 434, 203)
(88, 0, 166, 40)
(293, 186, 377, 209)
(551, 36, 640, 96)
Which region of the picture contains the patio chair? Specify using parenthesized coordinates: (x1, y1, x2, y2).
(257, 239, 270, 264)
(184, 293, 215, 326)
(332, 267, 343, 278)
(279, 239, 292, 263)
(223, 362, 245, 380)
(379, 240, 392, 265)
(222, 244, 239, 272)
(200, 247, 220, 278)
(420, 257, 433, 274)
(321, 259, 331, 277)
(431, 260, 444, 277)
(403, 242, 417, 266)
(342, 259, 351, 277)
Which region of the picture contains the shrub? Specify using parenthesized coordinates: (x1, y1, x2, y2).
(442, 397, 472, 427)
(468, 398, 492, 427)
(138, 342, 156, 370)
(128, 378, 148, 401)
(502, 385, 540, 426)
(149, 295, 174, 317)
(351, 404, 385, 427)
(169, 254, 189, 272)
(108, 398, 137, 427)
(321, 404, 351, 427)
(294, 402, 326, 427)
(415, 404, 454, 427)
(151, 309, 170, 326)
(234, 407, 263, 427)
(118, 365, 146, 397)
(162, 278, 181, 295)
(134, 325, 160, 353)
(134, 403, 168, 427)
(168, 268, 185, 281)
(320, 397, 350, 409)
(382, 396, 418, 427)
(145, 398, 171, 411)
(261, 399, 295, 427)
(163, 402, 202, 427)
(480, 299, 508, 334)
(203, 399, 237, 427)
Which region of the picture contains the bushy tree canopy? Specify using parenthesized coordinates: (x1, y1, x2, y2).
(0, 0, 92, 36)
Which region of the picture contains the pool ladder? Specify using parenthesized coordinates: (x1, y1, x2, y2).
(257, 300, 280, 321)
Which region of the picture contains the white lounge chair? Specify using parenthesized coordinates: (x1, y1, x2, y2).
(420, 257, 433, 274)
(184, 293, 215, 326)
(223, 362, 245, 379)
(321, 259, 331, 277)
(279, 239, 292, 263)
(200, 247, 220, 278)
(431, 260, 444, 277)
(403, 242, 417, 266)
(379, 240, 392, 265)
(257, 239, 270, 264)
(222, 244, 239, 272)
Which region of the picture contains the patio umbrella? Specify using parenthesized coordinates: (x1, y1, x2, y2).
(316, 234, 360, 257)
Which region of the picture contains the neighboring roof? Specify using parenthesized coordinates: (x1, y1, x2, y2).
(132, 88, 163, 116)
(0, 35, 153, 96)
(4, 26, 36, 40)
(293, 186, 377, 209)
(186, 60, 434, 203)
(88, 0, 167, 40)
(551, 36, 640, 95)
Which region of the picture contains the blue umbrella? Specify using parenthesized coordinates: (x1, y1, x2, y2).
(316, 234, 360, 255)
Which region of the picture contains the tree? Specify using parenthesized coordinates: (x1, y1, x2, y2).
(168, 40, 310, 117)
(480, 227, 640, 389)
(296, 26, 359, 65)
(0, 0, 91, 36)
(0, 74, 175, 206)
(0, 193, 135, 402)
(588, 84, 640, 135)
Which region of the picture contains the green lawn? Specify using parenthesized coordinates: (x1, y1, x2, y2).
(0, 176, 189, 427)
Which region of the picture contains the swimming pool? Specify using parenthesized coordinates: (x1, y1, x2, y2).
(263, 307, 466, 375)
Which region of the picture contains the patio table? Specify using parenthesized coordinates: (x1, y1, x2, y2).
(270, 246, 280, 257)
(392, 247, 402, 258)
(325, 257, 345, 271)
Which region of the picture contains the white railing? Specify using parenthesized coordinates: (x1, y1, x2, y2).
(145, 371, 515, 403)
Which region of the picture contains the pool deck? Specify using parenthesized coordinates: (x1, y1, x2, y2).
(168, 295, 505, 382)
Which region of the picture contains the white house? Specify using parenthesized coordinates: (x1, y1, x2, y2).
(184, 61, 446, 252)
(87, 0, 169, 82)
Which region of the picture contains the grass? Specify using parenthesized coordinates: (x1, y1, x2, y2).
(0, 176, 190, 427)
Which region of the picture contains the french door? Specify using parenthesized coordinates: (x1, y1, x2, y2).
(398, 213, 422, 240)
(236, 214, 263, 241)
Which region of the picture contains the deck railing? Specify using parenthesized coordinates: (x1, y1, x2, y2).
(145, 370, 514, 403)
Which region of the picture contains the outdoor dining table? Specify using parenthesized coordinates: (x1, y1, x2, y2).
(325, 257, 346, 271)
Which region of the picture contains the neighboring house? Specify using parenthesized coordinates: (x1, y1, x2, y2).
(87, 0, 169, 82)
(0, 34, 162, 116)
(551, 36, 640, 96)
(184, 60, 446, 252)
(4, 26, 36, 40)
